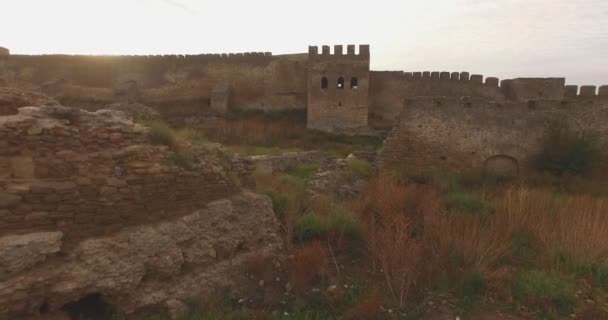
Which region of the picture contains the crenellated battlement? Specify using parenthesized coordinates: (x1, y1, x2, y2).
(6, 51, 273, 62)
(563, 85, 608, 98)
(383, 70, 502, 87)
(308, 44, 370, 58)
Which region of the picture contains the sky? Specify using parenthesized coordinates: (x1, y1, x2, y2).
(1, 0, 607, 86)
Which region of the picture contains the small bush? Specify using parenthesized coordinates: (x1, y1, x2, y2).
(178, 128, 208, 144)
(444, 191, 494, 215)
(295, 211, 364, 244)
(144, 120, 177, 148)
(290, 242, 327, 291)
(264, 190, 289, 218)
(533, 118, 600, 176)
(287, 163, 320, 181)
(513, 270, 575, 316)
(169, 152, 196, 169)
(346, 159, 373, 179)
(295, 212, 329, 241)
(458, 271, 486, 309)
(509, 230, 540, 267)
(326, 212, 365, 244)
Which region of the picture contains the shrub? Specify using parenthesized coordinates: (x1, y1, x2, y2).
(144, 120, 177, 148)
(295, 212, 330, 241)
(177, 128, 208, 145)
(513, 270, 575, 316)
(289, 242, 327, 292)
(533, 118, 600, 176)
(169, 152, 196, 169)
(287, 163, 320, 181)
(444, 191, 494, 215)
(345, 159, 373, 179)
(294, 211, 364, 244)
(457, 271, 486, 309)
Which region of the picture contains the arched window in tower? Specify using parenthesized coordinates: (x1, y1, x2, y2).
(321, 77, 328, 89)
(337, 77, 345, 89)
(350, 77, 358, 90)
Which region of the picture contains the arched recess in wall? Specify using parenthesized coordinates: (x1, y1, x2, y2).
(337, 77, 344, 89)
(321, 77, 328, 89)
(350, 77, 358, 90)
(483, 155, 519, 178)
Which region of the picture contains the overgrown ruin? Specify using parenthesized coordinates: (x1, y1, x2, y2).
(1, 44, 608, 318)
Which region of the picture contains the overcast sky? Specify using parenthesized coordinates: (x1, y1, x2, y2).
(1, 0, 607, 86)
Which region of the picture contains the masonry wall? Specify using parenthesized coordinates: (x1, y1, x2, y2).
(0, 53, 308, 119)
(0, 106, 237, 244)
(307, 45, 370, 132)
(379, 97, 608, 174)
(369, 71, 506, 127)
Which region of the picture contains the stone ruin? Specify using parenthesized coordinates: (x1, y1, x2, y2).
(0, 99, 283, 319)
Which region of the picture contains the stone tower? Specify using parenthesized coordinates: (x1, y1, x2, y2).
(307, 44, 370, 133)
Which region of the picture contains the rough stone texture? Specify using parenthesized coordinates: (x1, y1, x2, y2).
(379, 97, 608, 174)
(0, 192, 283, 318)
(236, 150, 324, 175)
(0, 105, 237, 243)
(307, 45, 370, 132)
(501, 78, 566, 101)
(0, 231, 62, 280)
(0, 87, 59, 115)
(210, 83, 230, 115)
(1, 53, 308, 116)
(103, 102, 161, 121)
(307, 152, 374, 200)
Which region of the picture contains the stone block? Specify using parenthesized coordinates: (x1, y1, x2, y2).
(564, 85, 578, 98)
(470, 74, 483, 83)
(579, 85, 597, 97)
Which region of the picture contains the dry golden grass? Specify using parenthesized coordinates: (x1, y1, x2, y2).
(289, 241, 328, 292)
(495, 188, 608, 265)
(359, 174, 608, 306)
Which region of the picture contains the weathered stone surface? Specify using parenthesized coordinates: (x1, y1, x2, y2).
(104, 102, 161, 121)
(0, 104, 237, 240)
(379, 97, 608, 173)
(235, 150, 323, 175)
(0, 193, 21, 208)
(0, 192, 282, 318)
(0, 231, 63, 280)
(0, 88, 59, 116)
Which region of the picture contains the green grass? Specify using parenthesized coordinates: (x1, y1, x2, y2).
(533, 117, 600, 176)
(169, 152, 197, 170)
(287, 163, 320, 181)
(345, 158, 373, 179)
(513, 270, 576, 316)
(228, 145, 301, 156)
(457, 271, 486, 310)
(444, 191, 494, 216)
(178, 128, 208, 145)
(143, 120, 176, 148)
(295, 211, 364, 243)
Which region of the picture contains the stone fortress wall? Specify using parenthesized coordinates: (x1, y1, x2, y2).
(0, 51, 309, 121)
(1, 45, 608, 175)
(306, 45, 370, 132)
(2, 46, 607, 129)
(378, 97, 608, 175)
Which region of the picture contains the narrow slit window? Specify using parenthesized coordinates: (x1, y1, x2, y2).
(321, 77, 328, 89)
(337, 77, 344, 89)
(350, 77, 358, 90)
